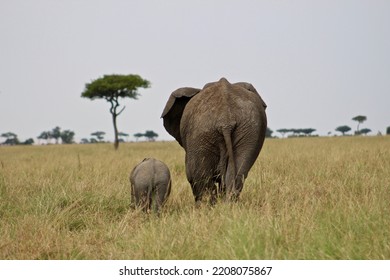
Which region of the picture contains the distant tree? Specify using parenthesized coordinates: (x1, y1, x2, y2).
(335, 125, 351, 136)
(291, 129, 300, 136)
(288, 129, 304, 137)
(1, 132, 19, 145)
(4, 138, 19, 145)
(301, 128, 316, 136)
(387, 126, 390, 135)
(61, 130, 75, 144)
(22, 138, 34, 145)
(37, 131, 51, 144)
(51, 126, 62, 144)
(277, 128, 289, 138)
(292, 129, 305, 136)
(91, 131, 105, 142)
(118, 132, 129, 142)
(81, 74, 150, 150)
(1, 132, 16, 140)
(352, 115, 367, 134)
(266, 127, 273, 138)
(90, 138, 98, 143)
(278, 128, 316, 137)
(134, 132, 144, 142)
(359, 128, 371, 135)
(81, 138, 90, 144)
(144, 130, 158, 141)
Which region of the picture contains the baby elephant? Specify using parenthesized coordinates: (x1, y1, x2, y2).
(130, 158, 171, 213)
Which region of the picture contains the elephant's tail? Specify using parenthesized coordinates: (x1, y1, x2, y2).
(222, 128, 236, 195)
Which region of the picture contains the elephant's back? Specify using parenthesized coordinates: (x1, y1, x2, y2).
(130, 158, 170, 185)
(180, 79, 267, 155)
(182, 80, 264, 133)
(151, 159, 171, 184)
(130, 159, 153, 185)
(181, 89, 229, 142)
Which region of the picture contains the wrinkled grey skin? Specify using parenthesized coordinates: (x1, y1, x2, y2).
(130, 158, 171, 212)
(161, 78, 267, 204)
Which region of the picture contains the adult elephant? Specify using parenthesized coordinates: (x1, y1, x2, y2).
(161, 78, 267, 204)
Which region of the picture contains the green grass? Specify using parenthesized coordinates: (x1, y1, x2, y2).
(0, 137, 389, 259)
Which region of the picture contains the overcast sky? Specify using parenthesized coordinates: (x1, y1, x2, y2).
(1, 0, 389, 142)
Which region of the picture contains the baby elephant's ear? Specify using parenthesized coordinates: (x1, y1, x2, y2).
(161, 87, 200, 146)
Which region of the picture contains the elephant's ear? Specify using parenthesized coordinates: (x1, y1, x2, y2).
(234, 82, 267, 109)
(161, 87, 201, 146)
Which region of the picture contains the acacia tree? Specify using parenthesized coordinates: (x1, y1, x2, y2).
(335, 125, 351, 136)
(1, 132, 19, 145)
(81, 74, 150, 149)
(352, 115, 367, 134)
(118, 132, 129, 142)
(91, 131, 106, 142)
(301, 128, 316, 136)
(359, 128, 371, 135)
(144, 130, 158, 141)
(276, 128, 289, 138)
(133, 132, 144, 142)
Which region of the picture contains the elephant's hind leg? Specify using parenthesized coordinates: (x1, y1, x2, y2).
(231, 174, 245, 201)
(191, 179, 217, 206)
(155, 182, 170, 213)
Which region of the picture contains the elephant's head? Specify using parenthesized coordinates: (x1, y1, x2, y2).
(161, 87, 201, 146)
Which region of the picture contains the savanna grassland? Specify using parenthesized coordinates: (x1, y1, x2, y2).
(1, 136, 389, 260)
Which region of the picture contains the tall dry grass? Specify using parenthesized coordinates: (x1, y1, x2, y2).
(0, 136, 389, 259)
